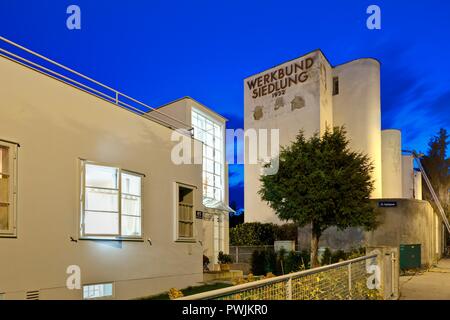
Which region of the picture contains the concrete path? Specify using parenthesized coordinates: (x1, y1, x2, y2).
(400, 259, 450, 300)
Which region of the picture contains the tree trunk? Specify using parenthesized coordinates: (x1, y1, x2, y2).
(310, 224, 321, 268)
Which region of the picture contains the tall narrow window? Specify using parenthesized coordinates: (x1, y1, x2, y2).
(191, 109, 224, 202)
(333, 77, 339, 95)
(80, 161, 143, 239)
(0, 141, 17, 237)
(176, 183, 194, 241)
(213, 214, 224, 264)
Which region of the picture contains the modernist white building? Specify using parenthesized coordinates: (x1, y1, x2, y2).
(0, 38, 230, 299)
(148, 97, 233, 266)
(244, 50, 422, 224)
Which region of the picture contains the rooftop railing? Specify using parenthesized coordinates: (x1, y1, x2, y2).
(0, 36, 193, 135)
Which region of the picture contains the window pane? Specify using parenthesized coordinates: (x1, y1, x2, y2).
(206, 159, 214, 173)
(214, 188, 221, 201)
(205, 146, 213, 159)
(206, 133, 213, 146)
(121, 215, 141, 237)
(214, 175, 222, 188)
(83, 283, 113, 300)
(206, 186, 214, 198)
(205, 172, 214, 186)
(85, 188, 119, 212)
(121, 173, 141, 196)
(214, 124, 221, 137)
(85, 164, 118, 189)
(179, 222, 193, 238)
(0, 205, 8, 230)
(214, 150, 221, 162)
(0, 146, 8, 174)
(84, 211, 119, 235)
(215, 163, 221, 176)
(122, 195, 141, 216)
(0, 175, 9, 204)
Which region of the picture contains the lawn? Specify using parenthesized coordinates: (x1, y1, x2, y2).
(142, 282, 232, 300)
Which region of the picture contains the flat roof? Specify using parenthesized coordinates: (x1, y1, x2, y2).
(150, 96, 228, 122)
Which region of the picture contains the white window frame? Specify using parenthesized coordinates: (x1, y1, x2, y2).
(191, 108, 225, 203)
(0, 140, 18, 238)
(79, 160, 144, 240)
(174, 182, 196, 242)
(82, 282, 114, 300)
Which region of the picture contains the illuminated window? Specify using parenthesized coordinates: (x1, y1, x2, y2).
(83, 283, 114, 300)
(176, 183, 195, 241)
(191, 109, 224, 202)
(80, 161, 143, 238)
(0, 140, 18, 237)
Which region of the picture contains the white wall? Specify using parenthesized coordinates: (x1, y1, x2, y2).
(0, 56, 204, 299)
(332, 59, 382, 199)
(244, 54, 384, 224)
(381, 130, 403, 198)
(414, 171, 423, 200)
(244, 51, 324, 224)
(402, 155, 414, 199)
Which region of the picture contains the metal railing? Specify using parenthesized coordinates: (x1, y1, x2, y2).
(0, 36, 192, 135)
(178, 254, 380, 300)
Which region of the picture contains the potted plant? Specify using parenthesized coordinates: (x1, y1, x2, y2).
(218, 251, 233, 271)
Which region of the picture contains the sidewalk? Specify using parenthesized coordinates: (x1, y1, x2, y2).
(400, 259, 450, 300)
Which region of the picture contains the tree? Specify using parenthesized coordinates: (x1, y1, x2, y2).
(259, 127, 377, 267)
(421, 128, 450, 218)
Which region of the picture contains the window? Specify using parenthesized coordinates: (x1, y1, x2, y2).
(191, 109, 224, 202)
(176, 183, 195, 241)
(83, 283, 114, 300)
(80, 161, 143, 239)
(0, 141, 17, 237)
(213, 214, 225, 264)
(332, 77, 339, 95)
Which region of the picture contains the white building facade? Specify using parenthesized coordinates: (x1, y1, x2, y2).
(150, 97, 232, 267)
(0, 39, 229, 299)
(244, 50, 421, 224)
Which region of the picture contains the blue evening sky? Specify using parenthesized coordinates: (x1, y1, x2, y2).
(1, 0, 449, 210)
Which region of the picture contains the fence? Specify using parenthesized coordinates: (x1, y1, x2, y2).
(179, 254, 384, 300)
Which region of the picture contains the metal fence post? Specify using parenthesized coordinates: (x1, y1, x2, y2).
(236, 246, 239, 263)
(348, 262, 352, 299)
(286, 277, 292, 300)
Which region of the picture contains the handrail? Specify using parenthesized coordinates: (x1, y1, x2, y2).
(178, 254, 377, 300)
(0, 36, 193, 134)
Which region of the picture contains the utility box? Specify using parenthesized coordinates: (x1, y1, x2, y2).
(274, 240, 295, 253)
(400, 244, 421, 269)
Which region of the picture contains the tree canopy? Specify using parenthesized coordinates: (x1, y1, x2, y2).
(259, 127, 377, 266)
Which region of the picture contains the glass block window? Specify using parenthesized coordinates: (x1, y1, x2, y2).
(191, 109, 224, 202)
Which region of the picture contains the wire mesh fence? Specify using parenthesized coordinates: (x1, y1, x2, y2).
(179, 254, 382, 300)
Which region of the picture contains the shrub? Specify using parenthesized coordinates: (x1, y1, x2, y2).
(265, 249, 278, 275)
(321, 248, 332, 266)
(230, 222, 298, 246)
(218, 251, 233, 264)
(251, 250, 267, 275)
(284, 251, 303, 273)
